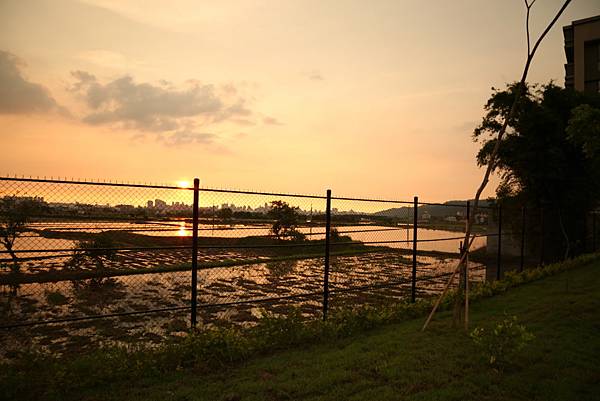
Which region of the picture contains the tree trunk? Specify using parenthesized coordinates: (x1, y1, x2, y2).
(5, 244, 19, 273)
(453, 249, 466, 327)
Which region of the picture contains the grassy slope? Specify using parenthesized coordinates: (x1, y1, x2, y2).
(76, 261, 600, 401)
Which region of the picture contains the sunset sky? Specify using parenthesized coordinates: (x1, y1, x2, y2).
(1, 0, 598, 202)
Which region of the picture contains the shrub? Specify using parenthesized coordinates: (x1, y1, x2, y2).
(251, 308, 313, 348)
(45, 290, 69, 306)
(470, 315, 535, 369)
(288, 229, 307, 242)
(67, 234, 121, 293)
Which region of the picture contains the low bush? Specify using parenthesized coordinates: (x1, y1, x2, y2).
(470, 315, 535, 369)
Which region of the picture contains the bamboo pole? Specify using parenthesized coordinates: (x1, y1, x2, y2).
(464, 246, 469, 331)
(421, 235, 476, 331)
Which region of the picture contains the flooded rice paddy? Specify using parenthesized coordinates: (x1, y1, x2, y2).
(0, 221, 486, 357)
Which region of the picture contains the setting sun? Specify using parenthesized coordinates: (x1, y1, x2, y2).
(176, 180, 191, 188)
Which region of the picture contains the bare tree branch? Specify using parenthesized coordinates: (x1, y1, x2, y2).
(525, 0, 532, 55)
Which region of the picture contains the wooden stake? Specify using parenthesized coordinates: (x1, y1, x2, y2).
(422, 235, 476, 331)
(464, 247, 469, 331)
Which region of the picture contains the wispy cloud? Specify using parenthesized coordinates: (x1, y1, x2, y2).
(159, 130, 216, 146)
(453, 120, 479, 135)
(263, 116, 284, 126)
(305, 70, 324, 81)
(76, 49, 149, 72)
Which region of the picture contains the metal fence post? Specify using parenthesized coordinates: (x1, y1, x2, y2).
(593, 212, 597, 252)
(322, 189, 332, 320)
(190, 178, 200, 328)
(540, 206, 545, 266)
(496, 204, 502, 281)
(520, 206, 526, 272)
(464, 201, 470, 290)
(466, 201, 470, 224)
(411, 196, 418, 303)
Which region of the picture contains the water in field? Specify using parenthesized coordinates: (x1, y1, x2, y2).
(8, 221, 485, 257)
(0, 220, 486, 357)
(0, 250, 485, 356)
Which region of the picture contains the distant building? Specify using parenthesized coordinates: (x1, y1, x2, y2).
(7, 195, 46, 204)
(115, 204, 135, 212)
(475, 212, 488, 224)
(154, 199, 167, 210)
(147, 200, 154, 208)
(563, 15, 600, 93)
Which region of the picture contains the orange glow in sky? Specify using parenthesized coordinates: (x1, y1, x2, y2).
(1, 0, 598, 202)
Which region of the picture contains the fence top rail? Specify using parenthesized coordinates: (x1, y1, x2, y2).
(198, 187, 327, 199)
(1, 175, 495, 208)
(418, 201, 493, 210)
(330, 195, 413, 205)
(0, 177, 329, 199)
(0, 176, 192, 191)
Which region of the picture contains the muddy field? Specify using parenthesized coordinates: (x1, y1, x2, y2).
(0, 250, 484, 358)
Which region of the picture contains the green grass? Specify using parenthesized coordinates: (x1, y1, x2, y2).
(4, 257, 600, 401)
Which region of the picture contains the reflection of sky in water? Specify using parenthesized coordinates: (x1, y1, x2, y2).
(5, 222, 485, 258)
(3, 251, 486, 320)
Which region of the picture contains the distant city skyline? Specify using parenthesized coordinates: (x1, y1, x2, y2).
(5, 192, 491, 224)
(1, 1, 599, 202)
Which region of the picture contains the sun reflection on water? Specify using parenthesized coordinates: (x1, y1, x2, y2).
(177, 222, 189, 236)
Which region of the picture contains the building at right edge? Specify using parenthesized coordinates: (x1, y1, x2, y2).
(563, 15, 600, 93)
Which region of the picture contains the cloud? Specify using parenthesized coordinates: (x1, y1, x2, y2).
(76, 50, 147, 72)
(263, 116, 283, 126)
(454, 120, 479, 134)
(70, 71, 255, 134)
(0, 50, 61, 114)
(160, 130, 216, 146)
(0, 51, 265, 149)
(306, 70, 324, 81)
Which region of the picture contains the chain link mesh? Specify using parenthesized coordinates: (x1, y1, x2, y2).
(0, 177, 505, 357)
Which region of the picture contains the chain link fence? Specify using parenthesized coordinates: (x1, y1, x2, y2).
(1, 176, 597, 357)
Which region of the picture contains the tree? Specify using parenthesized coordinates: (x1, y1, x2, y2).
(267, 201, 305, 241)
(474, 83, 600, 258)
(0, 196, 44, 273)
(566, 104, 600, 159)
(217, 207, 233, 222)
(69, 234, 117, 270)
(68, 234, 118, 290)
